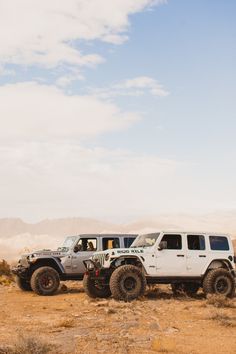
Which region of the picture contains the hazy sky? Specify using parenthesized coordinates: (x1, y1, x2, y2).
(0, 0, 235, 222)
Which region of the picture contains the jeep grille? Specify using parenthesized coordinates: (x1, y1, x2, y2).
(92, 254, 105, 267)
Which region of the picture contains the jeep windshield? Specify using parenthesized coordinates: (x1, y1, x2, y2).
(131, 233, 160, 248)
(58, 236, 77, 251)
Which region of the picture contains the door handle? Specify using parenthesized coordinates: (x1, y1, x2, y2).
(177, 255, 184, 257)
(199, 255, 206, 258)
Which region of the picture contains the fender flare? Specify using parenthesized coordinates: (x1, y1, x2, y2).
(30, 257, 65, 275)
(111, 255, 147, 273)
(203, 259, 233, 275)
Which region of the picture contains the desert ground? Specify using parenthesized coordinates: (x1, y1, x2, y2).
(0, 282, 236, 354)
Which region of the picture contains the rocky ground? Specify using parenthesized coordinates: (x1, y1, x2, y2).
(0, 282, 236, 354)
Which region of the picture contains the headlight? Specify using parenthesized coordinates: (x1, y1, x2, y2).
(105, 253, 110, 261)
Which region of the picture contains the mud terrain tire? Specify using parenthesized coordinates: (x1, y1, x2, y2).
(203, 268, 235, 298)
(15, 276, 32, 291)
(171, 282, 200, 296)
(109, 265, 146, 301)
(30, 266, 60, 296)
(83, 274, 111, 298)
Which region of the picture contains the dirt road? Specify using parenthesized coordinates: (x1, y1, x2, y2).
(0, 282, 236, 354)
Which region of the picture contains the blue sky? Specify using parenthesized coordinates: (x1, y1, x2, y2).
(0, 0, 235, 222)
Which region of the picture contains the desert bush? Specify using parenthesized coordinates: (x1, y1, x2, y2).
(211, 312, 236, 327)
(1, 336, 53, 354)
(206, 294, 235, 308)
(0, 260, 11, 276)
(0, 276, 13, 286)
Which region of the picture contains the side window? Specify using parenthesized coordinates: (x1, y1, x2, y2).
(124, 237, 136, 248)
(161, 234, 182, 250)
(187, 235, 205, 250)
(209, 236, 229, 251)
(76, 238, 97, 252)
(102, 238, 120, 250)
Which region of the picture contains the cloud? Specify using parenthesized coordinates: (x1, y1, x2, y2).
(0, 0, 165, 69)
(0, 82, 140, 140)
(122, 76, 170, 96)
(0, 141, 180, 221)
(89, 76, 169, 99)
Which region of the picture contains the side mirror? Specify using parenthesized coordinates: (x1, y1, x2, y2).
(158, 241, 167, 251)
(74, 245, 80, 253)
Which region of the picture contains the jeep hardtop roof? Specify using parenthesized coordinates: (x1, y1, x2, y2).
(146, 231, 231, 236)
(67, 233, 137, 238)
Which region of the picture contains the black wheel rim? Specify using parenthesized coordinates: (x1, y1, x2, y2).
(40, 275, 54, 290)
(215, 277, 229, 294)
(123, 277, 137, 292)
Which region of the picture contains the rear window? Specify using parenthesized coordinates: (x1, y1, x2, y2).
(209, 236, 229, 251)
(102, 238, 120, 250)
(124, 237, 136, 248)
(187, 235, 205, 250)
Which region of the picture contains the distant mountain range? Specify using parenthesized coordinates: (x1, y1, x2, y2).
(0, 213, 236, 260)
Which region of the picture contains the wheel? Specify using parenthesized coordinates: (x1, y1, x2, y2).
(171, 282, 200, 296)
(83, 274, 111, 298)
(109, 265, 146, 302)
(203, 268, 235, 298)
(15, 276, 32, 291)
(30, 266, 60, 296)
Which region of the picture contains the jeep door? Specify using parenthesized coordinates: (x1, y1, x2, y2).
(156, 233, 187, 276)
(186, 234, 208, 276)
(71, 237, 98, 274)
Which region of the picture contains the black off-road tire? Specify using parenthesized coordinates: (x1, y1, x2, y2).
(15, 276, 32, 291)
(171, 282, 200, 297)
(203, 268, 235, 298)
(109, 265, 146, 302)
(30, 266, 60, 296)
(83, 273, 111, 298)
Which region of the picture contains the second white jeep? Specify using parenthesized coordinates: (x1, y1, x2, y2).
(83, 231, 236, 301)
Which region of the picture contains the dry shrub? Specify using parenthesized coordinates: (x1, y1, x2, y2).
(0, 260, 13, 286)
(206, 294, 235, 308)
(0, 336, 52, 354)
(0, 260, 11, 276)
(211, 312, 236, 327)
(0, 276, 13, 286)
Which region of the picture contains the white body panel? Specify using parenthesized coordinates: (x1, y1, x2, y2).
(92, 231, 235, 278)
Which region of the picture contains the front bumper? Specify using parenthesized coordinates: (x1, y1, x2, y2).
(12, 265, 30, 278)
(83, 259, 111, 285)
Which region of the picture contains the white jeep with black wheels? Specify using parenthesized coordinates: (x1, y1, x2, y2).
(83, 231, 236, 301)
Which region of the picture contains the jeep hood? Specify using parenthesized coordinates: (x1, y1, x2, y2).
(22, 249, 68, 259)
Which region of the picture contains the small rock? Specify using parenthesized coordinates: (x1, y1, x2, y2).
(96, 334, 115, 342)
(104, 308, 116, 314)
(164, 326, 179, 334)
(61, 284, 68, 292)
(94, 300, 109, 307)
(149, 321, 161, 331)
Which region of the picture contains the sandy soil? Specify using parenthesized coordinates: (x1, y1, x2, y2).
(0, 282, 236, 354)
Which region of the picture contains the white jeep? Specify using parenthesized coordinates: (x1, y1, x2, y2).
(83, 231, 236, 301)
